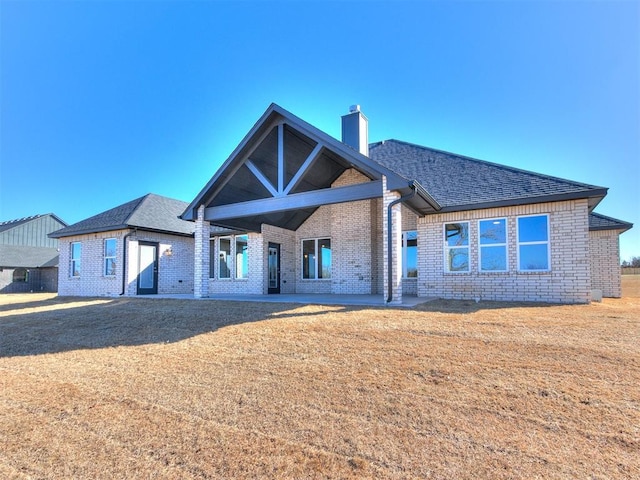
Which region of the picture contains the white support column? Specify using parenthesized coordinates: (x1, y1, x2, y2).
(382, 176, 403, 305)
(194, 205, 210, 298)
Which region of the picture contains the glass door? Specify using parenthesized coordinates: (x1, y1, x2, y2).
(137, 242, 158, 294)
(268, 243, 280, 294)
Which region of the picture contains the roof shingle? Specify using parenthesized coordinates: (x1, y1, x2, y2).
(50, 194, 194, 238)
(369, 139, 608, 212)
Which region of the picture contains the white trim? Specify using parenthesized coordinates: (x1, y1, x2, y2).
(443, 222, 470, 273)
(217, 236, 232, 279)
(301, 237, 332, 280)
(478, 218, 508, 273)
(516, 214, 551, 272)
(401, 230, 418, 279)
(70, 241, 81, 277)
(235, 234, 249, 279)
(103, 238, 117, 277)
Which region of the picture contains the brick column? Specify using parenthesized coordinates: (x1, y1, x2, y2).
(194, 205, 210, 298)
(382, 176, 403, 304)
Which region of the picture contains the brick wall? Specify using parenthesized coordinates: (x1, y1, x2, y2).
(417, 199, 591, 304)
(295, 201, 333, 294)
(262, 224, 296, 294)
(207, 232, 264, 295)
(589, 229, 622, 298)
(57, 229, 194, 297)
(330, 169, 374, 294)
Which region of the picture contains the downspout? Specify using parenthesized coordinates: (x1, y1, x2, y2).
(387, 185, 416, 303)
(120, 229, 136, 296)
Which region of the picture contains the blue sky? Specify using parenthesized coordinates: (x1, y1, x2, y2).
(1, 0, 638, 261)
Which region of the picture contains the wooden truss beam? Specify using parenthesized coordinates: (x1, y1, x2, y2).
(205, 180, 382, 221)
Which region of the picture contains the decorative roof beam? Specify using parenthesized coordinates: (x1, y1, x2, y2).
(283, 142, 324, 195)
(245, 160, 279, 197)
(278, 123, 284, 194)
(205, 180, 383, 222)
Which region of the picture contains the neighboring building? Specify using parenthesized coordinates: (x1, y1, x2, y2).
(53, 104, 633, 303)
(0, 214, 67, 293)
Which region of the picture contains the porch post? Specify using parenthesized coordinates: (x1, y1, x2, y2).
(194, 205, 210, 298)
(382, 176, 403, 304)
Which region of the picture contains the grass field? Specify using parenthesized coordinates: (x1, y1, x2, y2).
(1, 277, 639, 479)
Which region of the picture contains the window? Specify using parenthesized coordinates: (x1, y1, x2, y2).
(104, 238, 117, 276)
(444, 222, 469, 272)
(402, 231, 418, 278)
(214, 235, 248, 279)
(209, 240, 215, 278)
(235, 235, 248, 279)
(13, 268, 28, 283)
(517, 215, 550, 271)
(218, 237, 231, 278)
(479, 218, 507, 272)
(70, 242, 81, 277)
(302, 238, 331, 279)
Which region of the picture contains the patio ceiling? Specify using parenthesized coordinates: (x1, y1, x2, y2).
(183, 104, 440, 231)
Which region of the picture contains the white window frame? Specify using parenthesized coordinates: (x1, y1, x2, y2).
(301, 237, 331, 280)
(70, 242, 81, 277)
(235, 234, 249, 280)
(516, 214, 551, 272)
(402, 231, 418, 279)
(444, 222, 470, 273)
(209, 239, 216, 279)
(214, 235, 249, 280)
(478, 218, 508, 272)
(104, 238, 117, 277)
(218, 236, 232, 279)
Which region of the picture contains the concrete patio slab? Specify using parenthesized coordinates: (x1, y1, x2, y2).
(139, 293, 437, 308)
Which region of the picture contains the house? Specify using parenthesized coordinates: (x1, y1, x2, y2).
(0, 213, 67, 293)
(52, 104, 632, 303)
(50, 194, 196, 296)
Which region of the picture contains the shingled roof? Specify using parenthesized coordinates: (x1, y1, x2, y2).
(0, 245, 59, 268)
(369, 139, 608, 213)
(589, 212, 633, 233)
(50, 194, 195, 238)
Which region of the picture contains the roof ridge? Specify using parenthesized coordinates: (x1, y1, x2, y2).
(0, 214, 43, 225)
(372, 138, 606, 191)
(122, 193, 152, 224)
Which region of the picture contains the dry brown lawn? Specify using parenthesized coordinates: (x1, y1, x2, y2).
(1, 278, 639, 479)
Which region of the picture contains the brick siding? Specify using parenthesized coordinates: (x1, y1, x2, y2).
(57, 229, 194, 297)
(589, 229, 623, 298)
(417, 199, 592, 303)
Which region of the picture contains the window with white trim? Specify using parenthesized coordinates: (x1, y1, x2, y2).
(70, 242, 81, 277)
(444, 222, 469, 272)
(209, 239, 215, 278)
(402, 231, 418, 278)
(235, 235, 248, 279)
(104, 238, 117, 276)
(479, 218, 507, 272)
(517, 214, 550, 271)
(302, 238, 331, 279)
(218, 237, 231, 279)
